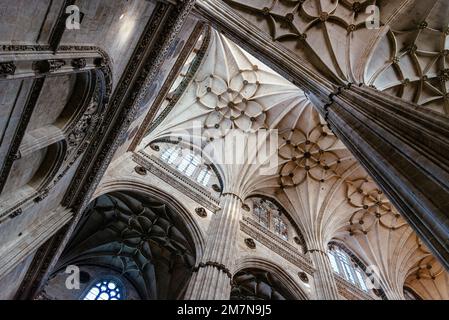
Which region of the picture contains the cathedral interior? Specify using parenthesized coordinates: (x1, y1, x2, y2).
(1, 0, 449, 301)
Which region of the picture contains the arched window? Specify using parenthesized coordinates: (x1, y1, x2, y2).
(149, 142, 222, 191)
(328, 246, 369, 292)
(82, 279, 123, 300)
(252, 198, 289, 241)
(253, 199, 270, 228)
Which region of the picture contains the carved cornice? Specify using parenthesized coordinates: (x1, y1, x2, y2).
(334, 273, 376, 301)
(133, 151, 220, 212)
(240, 217, 314, 274)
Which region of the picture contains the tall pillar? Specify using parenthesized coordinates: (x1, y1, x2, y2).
(185, 193, 241, 300)
(308, 85, 449, 270)
(308, 249, 340, 300)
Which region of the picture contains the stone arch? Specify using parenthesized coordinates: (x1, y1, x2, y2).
(0, 67, 109, 217)
(145, 136, 225, 193)
(92, 179, 205, 267)
(232, 256, 309, 300)
(244, 193, 308, 253)
(48, 186, 203, 300)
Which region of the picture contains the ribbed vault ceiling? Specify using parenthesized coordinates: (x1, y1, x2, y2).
(142, 28, 448, 299)
(221, 0, 449, 115)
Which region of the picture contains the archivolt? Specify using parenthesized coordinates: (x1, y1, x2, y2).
(92, 179, 205, 264)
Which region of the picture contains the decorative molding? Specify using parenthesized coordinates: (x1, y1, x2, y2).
(71, 58, 87, 70)
(33, 59, 66, 73)
(240, 217, 314, 274)
(195, 207, 207, 218)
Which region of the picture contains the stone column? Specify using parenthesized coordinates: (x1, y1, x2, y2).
(185, 193, 242, 300)
(308, 85, 449, 270)
(308, 248, 339, 300)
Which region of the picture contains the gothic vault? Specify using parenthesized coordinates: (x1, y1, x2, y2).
(0, 0, 448, 301)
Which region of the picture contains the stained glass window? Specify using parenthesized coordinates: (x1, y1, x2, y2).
(253, 199, 270, 228)
(83, 279, 123, 300)
(273, 215, 288, 241)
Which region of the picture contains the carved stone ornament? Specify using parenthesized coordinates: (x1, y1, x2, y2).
(134, 166, 148, 176)
(33, 59, 66, 73)
(212, 184, 221, 192)
(195, 207, 207, 218)
(241, 203, 250, 212)
(298, 272, 309, 283)
(244, 238, 256, 249)
(71, 58, 87, 69)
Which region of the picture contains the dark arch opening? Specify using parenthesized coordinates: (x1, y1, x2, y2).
(44, 190, 197, 300)
(230, 268, 298, 300)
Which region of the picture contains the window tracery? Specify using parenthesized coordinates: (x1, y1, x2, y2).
(251, 197, 290, 241)
(83, 279, 123, 301)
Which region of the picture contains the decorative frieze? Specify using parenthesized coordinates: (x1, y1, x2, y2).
(240, 217, 314, 274)
(334, 273, 375, 300)
(71, 58, 87, 69)
(33, 59, 66, 73)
